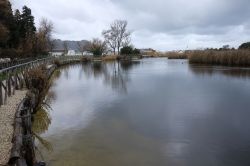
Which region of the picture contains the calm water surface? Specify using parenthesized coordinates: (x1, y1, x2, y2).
(34, 58, 250, 166)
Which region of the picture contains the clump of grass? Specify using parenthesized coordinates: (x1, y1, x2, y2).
(26, 65, 47, 92)
(25, 64, 52, 112)
(188, 50, 250, 66)
(53, 58, 61, 66)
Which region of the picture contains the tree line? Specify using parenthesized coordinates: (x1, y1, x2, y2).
(1, 0, 139, 58)
(0, 0, 53, 59)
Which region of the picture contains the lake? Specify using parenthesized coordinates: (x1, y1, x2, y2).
(34, 58, 250, 166)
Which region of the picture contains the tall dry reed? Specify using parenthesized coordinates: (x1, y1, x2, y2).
(188, 50, 250, 66)
(164, 51, 188, 59)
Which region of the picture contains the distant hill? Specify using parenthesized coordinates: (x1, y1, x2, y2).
(53, 39, 90, 51)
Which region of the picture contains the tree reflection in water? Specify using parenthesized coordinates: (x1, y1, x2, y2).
(33, 104, 53, 156)
(33, 61, 141, 156)
(80, 61, 140, 93)
(55, 60, 140, 93)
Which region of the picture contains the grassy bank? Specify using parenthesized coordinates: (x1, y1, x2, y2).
(188, 50, 250, 66)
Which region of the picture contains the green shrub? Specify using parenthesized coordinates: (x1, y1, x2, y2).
(239, 42, 250, 50)
(120, 46, 141, 55)
(121, 46, 134, 55)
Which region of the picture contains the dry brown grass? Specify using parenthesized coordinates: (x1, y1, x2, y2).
(102, 55, 118, 61)
(53, 58, 61, 66)
(163, 51, 188, 59)
(188, 50, 250, 66)
(81, 56, 91, 62)
(26, 65, 47, 92)
(25, 65, 54, 112)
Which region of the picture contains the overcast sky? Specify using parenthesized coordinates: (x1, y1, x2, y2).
(11, 0, 250, 51)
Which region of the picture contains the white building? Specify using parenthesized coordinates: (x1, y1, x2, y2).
(50, 49, 93, 56)
(83, 51, 93, 56)
(67, 50, 75, 56)
(50, 49, 64, 57)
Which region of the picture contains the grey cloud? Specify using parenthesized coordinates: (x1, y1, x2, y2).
(11, 0, 250, 50)
(115, 0, 250, 33)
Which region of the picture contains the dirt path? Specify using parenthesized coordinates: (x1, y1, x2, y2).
(0, 90, 27, 165)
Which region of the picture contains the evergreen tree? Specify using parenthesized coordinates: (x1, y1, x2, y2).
(0, 23, 9, 48)
(133, 48, 140, 55)
(0, 0, 13, 26)
(19, 6, 36, 56)
(9, 9, 22, 48)
(0, 0, 14, 48)
(20, 6, 36, 39)
(0, 0, 42, 58)
(120, 46, 134, 55)
(120, 46, 140, 55)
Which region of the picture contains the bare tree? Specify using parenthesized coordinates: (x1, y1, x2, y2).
(102, 20, 131, 55)
(122, 34, 131, 48)
(77, 41, 83, 55)
(63, 41, 68, 55)
(36, 18, 54, 54)
(87, 38, 107, 57)
(77, 41, 89, 55)
(48, 39, 55, 52)
(102, 29, 117, 55)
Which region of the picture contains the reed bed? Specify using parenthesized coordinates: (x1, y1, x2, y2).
(188, 50, 250, 66)
(164, 51, 188, 59)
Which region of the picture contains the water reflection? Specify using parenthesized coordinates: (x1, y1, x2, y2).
(34, 61, 141, 148)
(77, 61, 140, 93)
(34, 61, 142, 161)
(32, 109, 51, 134)
(33, 101, 53, 155)
(35, 59, 250, 166)
(32, 70, 62, 154)
(189, 64, 250, 79)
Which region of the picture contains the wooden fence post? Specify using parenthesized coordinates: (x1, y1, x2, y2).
(11, 76, 15, 95)
(4, 80, 7, 104)
(0, 81, 3, 106)
(7, 74, 11, 97)
(16, 74, 22, 89)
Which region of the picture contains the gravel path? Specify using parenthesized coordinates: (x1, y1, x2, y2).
(0, 90, 27, 166)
